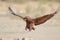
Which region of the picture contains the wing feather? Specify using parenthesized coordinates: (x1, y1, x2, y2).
(32, 11, 58, 25)
(8, 7, 24, 19)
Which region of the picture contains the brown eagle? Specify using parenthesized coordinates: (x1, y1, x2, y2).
(8, 7, 58, 31)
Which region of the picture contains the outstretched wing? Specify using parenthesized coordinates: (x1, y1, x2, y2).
(32, 10, 58, 25)
(8, 7, 24, 19)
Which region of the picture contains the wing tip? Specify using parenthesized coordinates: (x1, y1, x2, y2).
(53, 9, 59, 15)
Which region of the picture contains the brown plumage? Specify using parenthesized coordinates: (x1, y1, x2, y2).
(8, 7, 58, 31)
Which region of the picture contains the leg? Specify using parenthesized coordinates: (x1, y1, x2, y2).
(29, 22, 35, 31)
(25, 26, 28, 31)
(29, 26, 32, 31)
(32, 27, 35, 30)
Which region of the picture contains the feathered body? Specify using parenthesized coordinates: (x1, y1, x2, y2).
(8, 7, 58, 31)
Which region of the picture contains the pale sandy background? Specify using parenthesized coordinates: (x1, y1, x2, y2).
(0, 1, 60, 40)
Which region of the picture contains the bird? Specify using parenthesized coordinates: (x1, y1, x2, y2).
(8, 7, 58, 31)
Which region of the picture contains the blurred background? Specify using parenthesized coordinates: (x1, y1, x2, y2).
(0, 0, 60, 40)
(0, 0, 60, 3)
